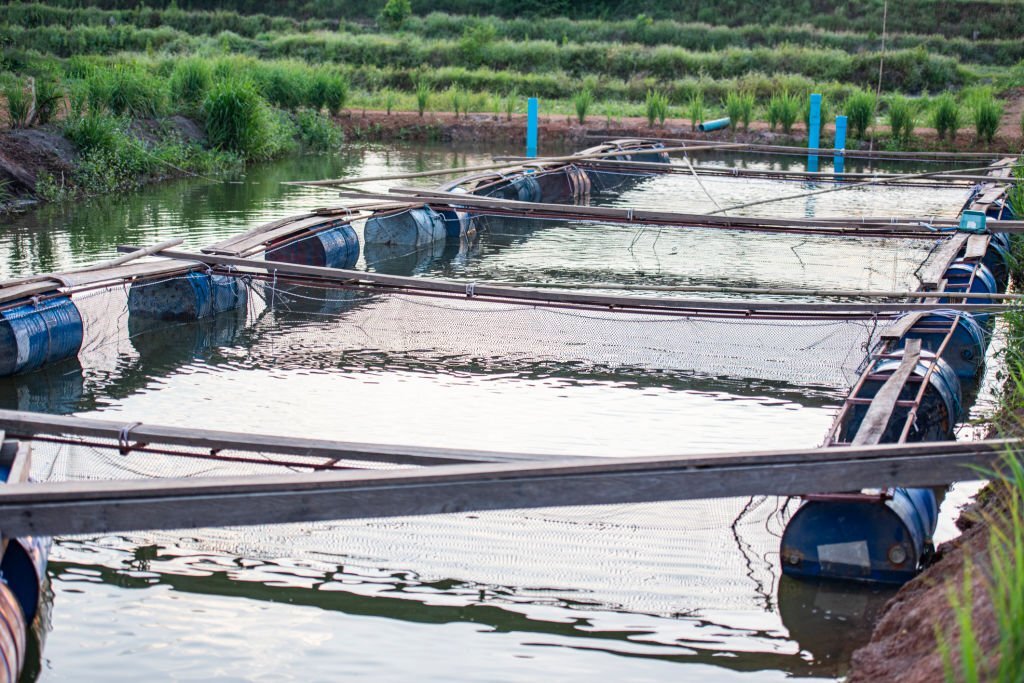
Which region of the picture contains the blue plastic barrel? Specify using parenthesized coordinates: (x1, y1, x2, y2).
(940, 260, 999, 325)
(625, 142, 671, 164)
(0, 296, 83, 377)
(780, 487, 938, 584)
(896, 310, 988, 379)
(981, 241, 1010, 290)
(841, 350, 962, 442)
(435, 188, 473, 240)
(0, 537, 49, 625)
(0, 583, 25, 683)
(364, 207, 448, 248)
(127, 271, 248, 321)
(990, 231, 1011, 251)
(267, 224, 359, 270)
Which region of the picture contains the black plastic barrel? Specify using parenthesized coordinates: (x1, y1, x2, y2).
(266, 225, 359, 269)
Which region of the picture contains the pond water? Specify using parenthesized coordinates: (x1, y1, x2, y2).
(0, 142, 990, 682)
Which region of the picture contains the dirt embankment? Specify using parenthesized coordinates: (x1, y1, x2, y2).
(846, 498, 998, 682)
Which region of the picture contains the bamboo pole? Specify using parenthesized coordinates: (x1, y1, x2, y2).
(283, 143, 746, 188)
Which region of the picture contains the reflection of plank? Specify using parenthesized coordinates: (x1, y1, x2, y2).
(919, 234, 969, 288)
(964, 234, 991, 261)
(0, 431, 1008, 538)
(852, 339, 922, 446)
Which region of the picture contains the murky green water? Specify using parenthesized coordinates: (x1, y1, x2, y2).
(0, 142, 987, 681)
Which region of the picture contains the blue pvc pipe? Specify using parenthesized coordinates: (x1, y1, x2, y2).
(834, 114, 847, 176)
(698, 117, 730, 132)
(807, 93, 821, 173)
(526, 97, 539, 158)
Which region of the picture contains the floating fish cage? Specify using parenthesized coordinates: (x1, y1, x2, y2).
(127, 272, 248, 321)
(894, 311, 989, 379)
(363, 207, 448, 248)
(781, 488, 938, 584)
(940, 260, 999, 326)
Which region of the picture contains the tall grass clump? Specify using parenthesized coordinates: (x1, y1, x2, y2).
(202, 79, 280, 158)
(802, 96, 831, 132)
(930, 92, 962, 141)
(2, 79, 32, 128)
(936, 446, 1024, 683)
(169, 58, 212, 112)
(295, 109, 342, 150)
(449, 85, 467, 117)
(504, 88, 517, 121)
(644, 89, 669, 127)
(308, 69, 348, 115)
(63, 111, 121, 152)
(968, 89, 1003, 144)
(887, 95, 916, 145)
(844, 89, 876, 139)
(415, 80, 431, 117)
(573, 88, 593, 124)
(32, 76, 64, 126)
(737, 91, 755, 131)
(768, 90, 799, 134)
(725, 91, 743, 132)
(104, 64, 164, 117)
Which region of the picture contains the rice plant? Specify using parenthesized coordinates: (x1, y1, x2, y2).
(738, 90, 755, 131)
(930, 92, 962, 141)
(384, 89, 396, 115)
(685, 91, 703, 130)
(2, 79, 32, 128)
(504, 88, 517, 121)
(886, 95, 916, 145)
(843, 89, 876, 139)
(645, 89, 669, 127)
(573, 88, 593, 124)
(415, 80, 431, 117)
(449, 85, 467, 117)
(768, 90, 800, 134)
(725, 91, 743, 131)
(969, 89, 1003, 144)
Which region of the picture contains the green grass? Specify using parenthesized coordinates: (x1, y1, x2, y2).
(768, 90, 800, 134)
(415, 79, 431, 116)
(887, 95, 917, 146)
(968, 88, 1003, 143)
(843, 90, 876, 139)
(644, 89, 669, 127)
(1, 78, 32, 128)
(202, 79, 288, 158)
(169, 58, 212, 112)
(573, 88, 593, 124)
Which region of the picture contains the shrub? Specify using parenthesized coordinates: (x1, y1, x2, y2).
(769, 90, 800, 134)
(63, 111, 121, 152)
(930, 92, 961, 141)
(415, 79, 430, 116)
(887, 95, 916, 144)
(295, 109, 342, 150)
(169, 58, 212, 111)
(202, 79, 279, 158)
(379, 0, 411, 31)
(573, 88, 593, 124)
(844, 89, 876, 139)
(2, 79, 31, 128)
(969, 89, 1003, 143)
(106, 64, 164, 117)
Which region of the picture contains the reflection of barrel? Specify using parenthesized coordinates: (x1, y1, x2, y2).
(840, 350, 961, 443)
(0, 358, 85, 414)
(266, 225, 359, 269)
(895, 311, 988, 379)
(780, 488, 938, 584)
(129, 307, 248, 360)
(363, 239, 449, 276)
(777, 575, 896, 675)
(0, 581, 26, 683)
(0, 296, 83, 377)
(364, 207, 447, 248)
(127, 272, 248, 321)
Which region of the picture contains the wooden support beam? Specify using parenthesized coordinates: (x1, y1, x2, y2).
(127, 247, 1016, 315)
(0, 436, 1006, 537)
(919, 234, 970, 288)
(0, 409, 580, 467)
(964, 234, 991, 262)
(880, 312, 924, 340)
(851, 339, 922, 446)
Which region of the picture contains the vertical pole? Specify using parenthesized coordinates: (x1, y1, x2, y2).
(834, 114, 847, 177)
(807, 93, 821, 173)
(526, 97, 539, 159)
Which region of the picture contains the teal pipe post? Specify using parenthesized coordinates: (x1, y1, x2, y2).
(698, 117, 731, 132)
(807, 93, 821, 173)
(834, 114, 847, 176)
(526, 97, 539, 158)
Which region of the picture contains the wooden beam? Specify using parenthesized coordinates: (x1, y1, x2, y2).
(851, 339, 921, 446)
(129, 247, 1015, 315)
(0, 437, 1006, 537)
(919, 233, 970, 288)
(963, 234, 991, 262)
(880, 312, 924, 340)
